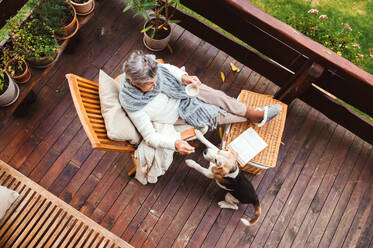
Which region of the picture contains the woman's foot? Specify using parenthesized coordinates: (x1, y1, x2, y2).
(256, 104, 282, 127)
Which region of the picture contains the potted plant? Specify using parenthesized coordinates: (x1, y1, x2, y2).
(69, 0, 95, 16)
(5, 57, 31, 84)
(1, 46, 32, 84)
(0, 69, 19, 107)
(10, 16, 61, 68)
(35, 0, 79, 40)
(123, 0, 180, 51)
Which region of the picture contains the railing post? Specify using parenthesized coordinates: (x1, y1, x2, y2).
(274, 61, 324, 104)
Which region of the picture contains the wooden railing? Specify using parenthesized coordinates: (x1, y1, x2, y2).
(168, 0, 373, 145)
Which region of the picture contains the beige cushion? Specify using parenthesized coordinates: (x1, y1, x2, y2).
(99, 70, 141, 145)
(0, 186, 19, 219)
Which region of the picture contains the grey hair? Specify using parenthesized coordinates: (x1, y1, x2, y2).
(122, 50, 158, 83)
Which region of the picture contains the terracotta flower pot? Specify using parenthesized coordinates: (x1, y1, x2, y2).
(5, 58, 32, 84)
(69, 0, 95, 16)
(143, 18, 172, 52)
(26, 51, 60, 69)
(56, 3, 79, 40)
(0, 72, 20, 107)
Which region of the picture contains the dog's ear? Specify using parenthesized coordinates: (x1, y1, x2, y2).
(212, 166, 228, 183)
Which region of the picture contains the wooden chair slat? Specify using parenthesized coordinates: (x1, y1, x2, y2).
(78, 81, 99, 90)
(11, 199, 50, 247)
(83, 98, 101, 105)
(86, 108, 102, 114)
(94, 128, 107, 133)
(59, 220, 83, 248)
(89, 118, 105, 124)
(36, 210, 68, 248)
(67, 224, 88, 248)
(77, 77, 99, 87)
(92, 123, 106, 128)
(0, 190, 36, 243)
(74, 228, 93, 247)
(87, 113, 104, 120)
(83, 102, 101, 110)
(51, 217, 77, 248)
(21, 204, 57, 248)
(80, 92, 100, 100)
(79, 87, 100, 95)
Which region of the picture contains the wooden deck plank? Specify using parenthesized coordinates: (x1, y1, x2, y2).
(17, 104, 76, 176)
(342, 172, 373, 248)
(327, 144, 373, 247)
(263, 114, 337, 248)
(304, 132, 360, 248)
(70, 152, 119, 211)
(0, 0, 372, 246)
(291, 128, 355, 248)
(225, 103, 314, 247)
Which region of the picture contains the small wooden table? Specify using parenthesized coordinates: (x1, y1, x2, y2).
(222, 90, 288, 174)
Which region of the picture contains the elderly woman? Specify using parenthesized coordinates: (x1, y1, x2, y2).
(119, 50, 281, 155)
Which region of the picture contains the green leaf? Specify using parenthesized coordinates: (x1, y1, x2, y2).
(151, 29, 156, 39)
(122, 5, 132, 13)
(140, 10, 148, 19)
(141, 25, 153, 33)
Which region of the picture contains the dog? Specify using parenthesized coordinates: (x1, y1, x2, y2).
(185, 131, 261, 226)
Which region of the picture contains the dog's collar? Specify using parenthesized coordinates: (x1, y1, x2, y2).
(224, 165, 239, 178)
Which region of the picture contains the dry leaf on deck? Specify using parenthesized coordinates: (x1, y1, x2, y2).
(230, 62, 240, 72)
(167, 44, 173, 54)
(220, 72, 225, 83)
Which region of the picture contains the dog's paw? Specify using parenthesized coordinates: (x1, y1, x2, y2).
(185, 159, 196, 168)
(218, 201, 238, 210)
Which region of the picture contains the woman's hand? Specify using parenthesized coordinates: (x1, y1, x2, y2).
(175, 140, 195, 155)
(181, 75, 202, 86)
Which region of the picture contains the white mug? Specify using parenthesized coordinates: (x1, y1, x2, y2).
(185, 83, 199, 97)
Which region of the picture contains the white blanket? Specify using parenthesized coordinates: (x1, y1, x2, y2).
(134, 122, 179, 185)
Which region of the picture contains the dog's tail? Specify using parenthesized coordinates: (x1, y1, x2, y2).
(240, 202, 261, 226)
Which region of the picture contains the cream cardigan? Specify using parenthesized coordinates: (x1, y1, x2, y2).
(126, 64, 187, 150)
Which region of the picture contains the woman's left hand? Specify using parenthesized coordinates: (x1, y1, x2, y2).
(182, 75, 202, 86)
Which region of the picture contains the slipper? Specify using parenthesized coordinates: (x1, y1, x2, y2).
(256, 104, 282, 127)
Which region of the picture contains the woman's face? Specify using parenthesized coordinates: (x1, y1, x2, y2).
(131, 76, 157, 92)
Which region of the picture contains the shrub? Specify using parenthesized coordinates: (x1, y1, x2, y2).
(283, 9, 368, 67)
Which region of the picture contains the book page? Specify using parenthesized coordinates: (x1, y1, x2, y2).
(227, 128, 268, 166)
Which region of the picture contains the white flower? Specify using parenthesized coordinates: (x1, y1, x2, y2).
(319, 15, 328, 19)
(308, 9, 319, 14)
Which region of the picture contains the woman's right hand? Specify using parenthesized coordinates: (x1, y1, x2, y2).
(175, 140, 195, 155)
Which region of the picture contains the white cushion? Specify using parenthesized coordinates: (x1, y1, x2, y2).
(0, 186, 19, 219)
(98, 70, 141, 145)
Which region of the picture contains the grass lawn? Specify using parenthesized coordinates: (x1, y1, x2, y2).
(249, 0, 373, 74)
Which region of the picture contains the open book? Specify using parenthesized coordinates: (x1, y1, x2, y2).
(227, 128, 268, 167)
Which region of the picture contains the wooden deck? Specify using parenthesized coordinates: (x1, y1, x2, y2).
(1, 0, 372, 247)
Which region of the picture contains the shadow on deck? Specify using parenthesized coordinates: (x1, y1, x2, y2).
(0, 0, 372, 247)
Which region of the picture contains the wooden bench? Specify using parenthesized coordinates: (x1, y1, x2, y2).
(0, 160, 133, 248)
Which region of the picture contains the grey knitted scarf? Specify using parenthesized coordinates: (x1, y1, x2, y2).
(119, 63, 225, 128)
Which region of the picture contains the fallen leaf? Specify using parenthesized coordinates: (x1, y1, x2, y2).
(220, 72, 225, 83)
(219, 128, 222, 138)
(167, 44, 173, 54)
(230, 62, 240, 72)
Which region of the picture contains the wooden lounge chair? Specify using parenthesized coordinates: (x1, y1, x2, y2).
(0, 159, 133, 248)
(65, 61, 196, 176)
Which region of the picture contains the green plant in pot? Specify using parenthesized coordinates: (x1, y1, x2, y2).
(69, 0, 95, 16)
(35, 0, 78, 40)
(10, 16, 60, 69)
(0, 68, 19, 107)
(1, 46, 32, 84)
(123, 0, 180, 51)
